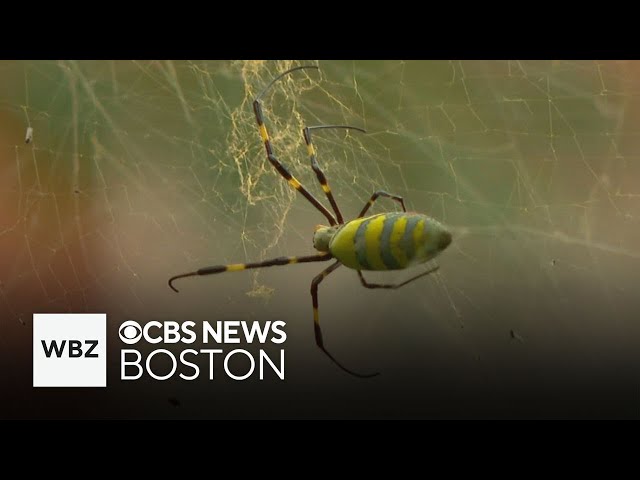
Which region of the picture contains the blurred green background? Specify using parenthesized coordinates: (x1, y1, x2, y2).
(0, 60, 638, 418)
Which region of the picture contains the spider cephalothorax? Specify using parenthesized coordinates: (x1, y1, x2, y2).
(313, 224, 337, 252)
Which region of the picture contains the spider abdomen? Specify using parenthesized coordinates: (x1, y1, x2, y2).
(329, 212, 452, 271)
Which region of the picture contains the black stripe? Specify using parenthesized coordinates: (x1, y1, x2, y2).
(401, 215, 421, 262)
(380, 213, 402, 269)
(198, 265, 227, 275)
(253, 101, 264, 125)
(354, 217, 377, 269)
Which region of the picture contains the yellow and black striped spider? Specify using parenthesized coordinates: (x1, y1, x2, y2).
(169, 66, 452, 378)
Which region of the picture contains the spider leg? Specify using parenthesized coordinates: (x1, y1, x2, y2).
(253, 66, 338, 225)
(311, 261, 380, 378)
(358, 190, 407, 218)
(303, 125, 366, 224)
(357, 264, 440, 290)
(169, 253, 333, 292)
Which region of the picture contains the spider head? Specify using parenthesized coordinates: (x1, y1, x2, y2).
(313, 225, 338, 252)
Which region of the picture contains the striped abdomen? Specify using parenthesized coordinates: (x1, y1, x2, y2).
(328, 212, 451, 271)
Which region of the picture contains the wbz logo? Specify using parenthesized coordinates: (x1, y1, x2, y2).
(41, 339, 99, 358)
(33, 314, 106, 387)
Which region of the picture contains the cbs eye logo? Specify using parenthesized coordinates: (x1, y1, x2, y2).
(119, 320, 142, 344)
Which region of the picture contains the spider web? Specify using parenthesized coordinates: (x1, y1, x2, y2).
(1, 61, 639, 411)
(0, 60, 417, 316)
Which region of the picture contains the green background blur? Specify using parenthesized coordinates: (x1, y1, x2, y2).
(0, 60, 638, 418)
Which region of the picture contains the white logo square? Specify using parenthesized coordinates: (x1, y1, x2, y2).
(33, 313, 107, 387)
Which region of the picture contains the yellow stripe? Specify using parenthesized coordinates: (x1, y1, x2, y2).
(288, 258, 298, 264)
(307, 144, 316, 156)
(259, 124, 269, 142)
(363, 214, 387, 270)
(413, 219, 426, 248)
(328, 217, 369, 269)
(313, 307, 319, 324)
(389, 215, 409, 267)
(321, 184, 330, 193)
(288, 178, 301, 189)
(226, 264, 246, 272)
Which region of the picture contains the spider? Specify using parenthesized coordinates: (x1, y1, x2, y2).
(169, 65, 452, 378)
